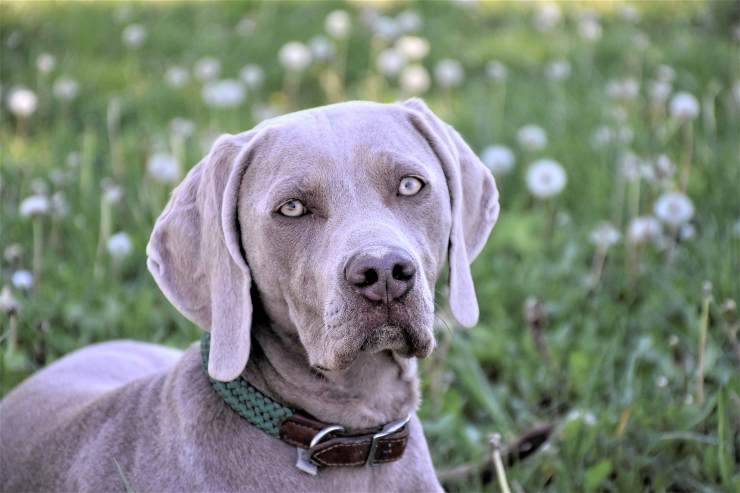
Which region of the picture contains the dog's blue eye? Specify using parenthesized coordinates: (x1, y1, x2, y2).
(278, 199, 306, 217)
(398, 176, 424, 196)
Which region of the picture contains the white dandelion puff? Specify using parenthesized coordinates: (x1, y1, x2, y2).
(517, 124, 548, 152)
(627, 216, 662, 245)
(654, 192, 695, 228)
(395, 36, 429, 61)
(146, 152, 181, 184)
(36, 53, 56, 74)
(480, 145, 516, 176)
(7, 86, 38, 117)
(485, 61, 508, 82)
(526, 159, 567, 199)
(122, 24, 147, 48)
(399, 64, 430, 95)
(544, 59, 571, 82)
(589, 222, 621, 250)
(107, 232, 133, 260)
(434, 59, 464, 88)
(169, 117, 195, 138)
(52, 77, 79, 101)
(669, 92, 700, 121)
(376, 48, 406, 77)
(165, 66, 190, 88)
(12, 270, 33, 290)
(396, 10, 422, 33)
(309, 36, 335, 62)
(201, 79, 245, 109)
(193, 57, 222, 82)
(19, 195, 50, 217)
(325, 10, 352, 39)
(279, 42, 312, 72)
(534, 3, 562, 31)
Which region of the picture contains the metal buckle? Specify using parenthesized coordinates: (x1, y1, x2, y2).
(366, 414, 411, 466)
(295, 424, 344, 475)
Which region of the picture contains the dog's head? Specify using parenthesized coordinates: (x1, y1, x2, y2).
(147, 99, 499, 381)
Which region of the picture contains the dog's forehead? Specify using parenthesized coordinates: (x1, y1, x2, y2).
(249, 101, 435, 175)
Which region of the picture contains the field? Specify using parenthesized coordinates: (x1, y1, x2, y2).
(1, 1, 739, 491)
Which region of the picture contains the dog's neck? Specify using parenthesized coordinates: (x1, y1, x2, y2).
(242, 321, 420, 429)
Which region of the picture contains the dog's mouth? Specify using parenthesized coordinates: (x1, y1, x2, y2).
(359, 324, 433, 358)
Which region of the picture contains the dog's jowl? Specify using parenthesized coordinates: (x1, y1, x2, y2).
(0, 99, 499, 493)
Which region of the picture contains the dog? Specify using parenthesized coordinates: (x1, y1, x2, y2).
(0, 98, 499, 492)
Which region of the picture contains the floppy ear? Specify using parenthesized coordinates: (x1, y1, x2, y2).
(400, 98, 500, 328)
(146, 131, 260, 381)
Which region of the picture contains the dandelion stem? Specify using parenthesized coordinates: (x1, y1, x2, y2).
(679, 121, 694, 191)
(94, 196, 111, 280)
(489, 434, 511, 493)
(32, 217, 43, 285)
(5, 312, 19, 356)
(696, 287, 711, 404)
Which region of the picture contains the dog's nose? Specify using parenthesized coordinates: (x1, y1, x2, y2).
(345, 247, 417, 303)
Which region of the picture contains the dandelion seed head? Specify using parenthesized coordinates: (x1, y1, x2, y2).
(656, 375, 668, 388)
(201, 79, 245, 109)
(235, 17, 256, 36)
(669, 92, 700, 121)
(534, 3, 562, 31)
(107, 232, 133, 260)
(7, 86, 38, 117)
(169, 117, 195, 138)
(0, 286, 18, 314)
(544, 59, 571, 82)
(53, 77, 79, 101)
(19, 194, 50, 217)
(4, 244, 23, 264)
(649, 80, 672, 105)
(165, 66, 190, 88)
(396, 9, 422, 33)
(102, 180, 124, 204)
(654, 191, 695, 228)
(628, 216, 662, 245)
(480, 145, 516, 176)
(399, 64, 430, 95)
(526, 159, 567, 199)
(51, 191, 69, 218)
(278, 42, 312, 72)
(434, 59, 464, 88)
(193, 57, 222, 82)
(36, 52, 56, 74)
(589, 222, 621, 250)
(308, 36, 335, 62)
(147, 152, 181, 184)
(12, 270, 33, 290)
(395, 36, 429, 61)
(376, 48, 406, 77)
(325, 10, 352, 39)
(122, 23, 147, 48)
(517, 124, 547, 152)
(485, 61, 508, 82)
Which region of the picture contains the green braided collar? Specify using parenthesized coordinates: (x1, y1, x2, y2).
(200, 333, 294, 436)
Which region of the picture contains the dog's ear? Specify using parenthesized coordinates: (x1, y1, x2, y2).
(400, 98, 500, 327)
(147, 131, 261, 381)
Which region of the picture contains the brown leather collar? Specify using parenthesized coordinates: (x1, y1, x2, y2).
(280, 411, 410, 474)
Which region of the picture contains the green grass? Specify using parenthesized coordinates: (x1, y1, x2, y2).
(1, 1, 739, 491)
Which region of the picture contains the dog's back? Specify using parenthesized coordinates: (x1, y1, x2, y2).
(0, 341, 181, 491)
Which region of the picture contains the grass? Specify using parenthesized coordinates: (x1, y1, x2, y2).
(1, 1, 739, 491)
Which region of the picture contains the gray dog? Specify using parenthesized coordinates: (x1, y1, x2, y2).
(0, 99, 499, 492)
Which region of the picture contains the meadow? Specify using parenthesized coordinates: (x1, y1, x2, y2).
(1, 1, 739, 491)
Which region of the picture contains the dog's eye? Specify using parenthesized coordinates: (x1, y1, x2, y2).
(278, 199, 307, 217)
(398, 176, 424, 196)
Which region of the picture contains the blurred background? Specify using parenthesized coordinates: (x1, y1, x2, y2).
(1, 0, 739, 491)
